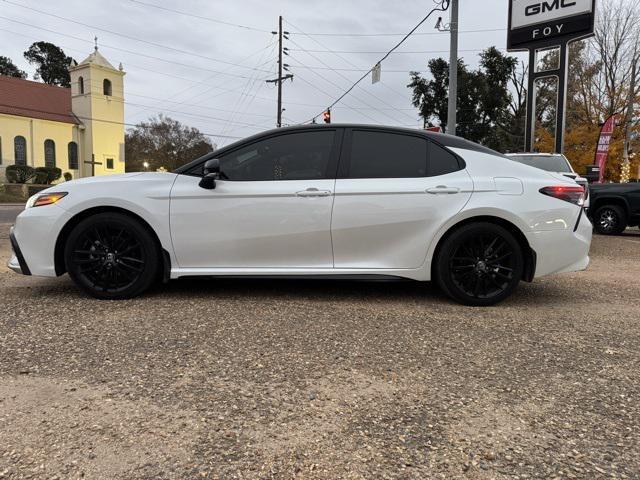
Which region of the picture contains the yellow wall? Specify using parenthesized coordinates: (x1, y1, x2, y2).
(0, 51, 126, 183)
(0, 113, 81, 183)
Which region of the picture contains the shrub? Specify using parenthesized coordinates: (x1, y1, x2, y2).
(33, 166, 62, 184)
(63, 172, 73, 181)
(5, 165, 35, 184)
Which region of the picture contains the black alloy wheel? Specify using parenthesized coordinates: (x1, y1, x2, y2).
(64, 212, 159, 299)
(593, 205, 626, 235)
(436, 223, 523, 306)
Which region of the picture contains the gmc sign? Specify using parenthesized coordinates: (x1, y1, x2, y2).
(507, 0, 595, 50)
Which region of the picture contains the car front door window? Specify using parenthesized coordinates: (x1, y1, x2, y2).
(219, 131, 335, 181)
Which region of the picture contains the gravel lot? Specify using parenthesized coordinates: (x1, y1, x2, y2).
(0, 219, 639, 479)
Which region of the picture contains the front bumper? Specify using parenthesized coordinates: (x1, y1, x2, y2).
(8, 227, 31, 275)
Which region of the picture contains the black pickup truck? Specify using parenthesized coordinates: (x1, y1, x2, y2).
(588, 182, 640, 234)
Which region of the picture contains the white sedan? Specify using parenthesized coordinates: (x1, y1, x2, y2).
(8, 125, 591, 306)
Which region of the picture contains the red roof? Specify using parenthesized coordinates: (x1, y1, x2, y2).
(0, 75, 78, 124)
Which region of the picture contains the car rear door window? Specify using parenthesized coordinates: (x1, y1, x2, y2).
(219, 130, 335, 181)
(346, 130, 428, 178)
(428, 142, 461, 176)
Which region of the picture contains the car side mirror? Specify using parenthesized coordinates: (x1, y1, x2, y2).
(199, 158, 221, 190)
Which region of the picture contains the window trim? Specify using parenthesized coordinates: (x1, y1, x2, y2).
(68, 141, 78, 170)
(44, 139, 56, 168)
(183, 128, 344, 181)
(337, 127, 464, 180)
(14, 135, 27, 166)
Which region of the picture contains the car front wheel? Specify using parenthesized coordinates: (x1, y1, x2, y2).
(64, 212, 159, 299)
(593, 205, 626, 235)
(435, 223, 524, 306)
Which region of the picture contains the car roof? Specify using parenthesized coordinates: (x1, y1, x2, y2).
(174, 124, 505, 174)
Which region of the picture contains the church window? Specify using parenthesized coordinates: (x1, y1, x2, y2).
(68, 142, 78, 169)
(78, 76, 84, 94)
(106, 158, 114, 169)
(44, 139, 56, 168)
(103, 78, 112, 96)
(14, 136, 27, 166)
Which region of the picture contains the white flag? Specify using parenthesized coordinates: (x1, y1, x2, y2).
(372, 62, 381, 84)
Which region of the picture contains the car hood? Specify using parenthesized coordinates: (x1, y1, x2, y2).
(44, 172, 176, 192)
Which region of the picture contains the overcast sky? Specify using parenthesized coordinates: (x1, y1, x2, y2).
(1, 0, 523, 146)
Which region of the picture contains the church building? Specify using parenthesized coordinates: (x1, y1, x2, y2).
(0, 47, 125, 182)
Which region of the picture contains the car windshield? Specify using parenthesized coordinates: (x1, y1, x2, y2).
(508, 154, 572, 173)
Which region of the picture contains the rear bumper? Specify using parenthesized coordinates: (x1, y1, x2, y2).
(8, 227, 31, 275)
(527, 210, 592, 278)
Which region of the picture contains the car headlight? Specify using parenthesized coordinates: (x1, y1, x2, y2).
(25, 192, 68, 209)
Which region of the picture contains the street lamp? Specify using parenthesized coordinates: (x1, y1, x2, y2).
(142, 161, 149, 171)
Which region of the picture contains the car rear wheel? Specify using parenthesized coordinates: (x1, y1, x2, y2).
(64, 212, 159, 299)
(435, 223, 523, 306)
(593, 205, 626, 235)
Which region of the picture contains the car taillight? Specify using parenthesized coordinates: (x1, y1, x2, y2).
(539, 186, 585, 206)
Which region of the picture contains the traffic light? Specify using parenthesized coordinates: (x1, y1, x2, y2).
(323, 108, 331, 124)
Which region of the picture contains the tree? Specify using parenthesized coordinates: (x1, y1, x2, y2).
(23, 42, 74, 87)
(0, 56, 27, 78)
(408, 47, 520, 151)
(125, 115, 214, 172)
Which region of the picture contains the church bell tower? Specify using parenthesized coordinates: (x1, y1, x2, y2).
(69, 40, 125, 176)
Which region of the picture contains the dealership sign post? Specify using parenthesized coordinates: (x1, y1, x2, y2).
(507, 0, 596, 153)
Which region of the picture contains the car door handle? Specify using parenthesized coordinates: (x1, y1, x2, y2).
(426, 185, 460, 194)
(296, 188, 332, 197)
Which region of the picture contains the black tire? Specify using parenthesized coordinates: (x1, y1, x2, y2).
(435, 223, 524, 306)
(64, 212, 159, 299)
(593, 205, 626, 235)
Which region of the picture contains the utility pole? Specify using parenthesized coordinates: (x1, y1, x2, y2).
(276, 15, 283, 128)
(623, 54, 637, 182)
(447, 0, 458, 136)
(266, 16, 293, 128)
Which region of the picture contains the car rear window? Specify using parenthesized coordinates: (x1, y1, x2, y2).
(508, 154, 572, 173)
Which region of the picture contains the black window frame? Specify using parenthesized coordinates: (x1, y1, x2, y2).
(44, 139, 56, 168)
(182, 128, 345, 181)
(68, 141, 78, 169)
(337, 127, 464, 179)
(14, 136, 27, 166)
(106, 157, 114, 169)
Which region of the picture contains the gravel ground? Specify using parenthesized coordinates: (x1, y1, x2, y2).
(1, 222, 639, 479)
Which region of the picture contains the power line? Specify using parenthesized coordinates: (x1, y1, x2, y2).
(0, 16, 273, 80)
(289, 50, 412, 125)
(286, 19, 417, 117)
(288, 48, 504, 54)
(292, 73, 384, 124)
(300, 0, 451, 123)
(127, 0, 270, 32)
(288, 38, 417, 124)
(1, 0, 273, 73)
(0, 102, 243, 139)
(287, 27, 506, 37)
(288, 64, 427, 73)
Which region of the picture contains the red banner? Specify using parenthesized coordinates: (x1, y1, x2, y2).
(595, 115, 617, 183)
